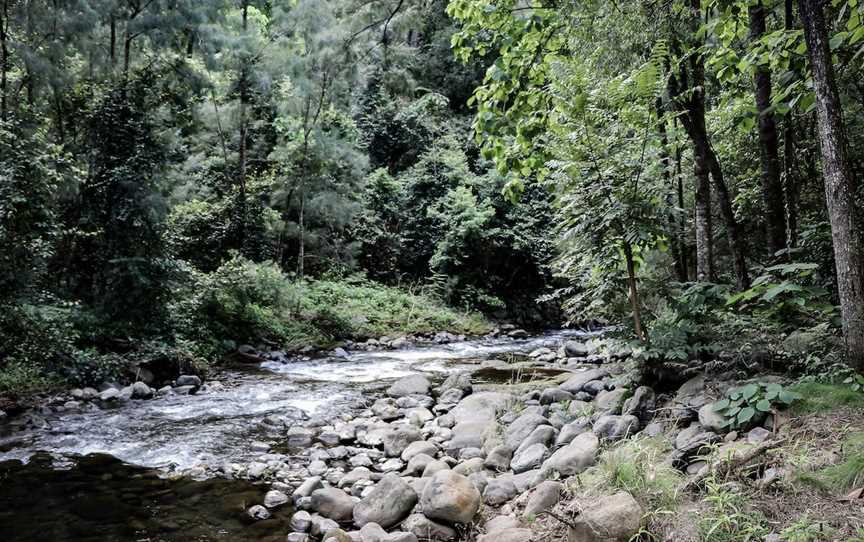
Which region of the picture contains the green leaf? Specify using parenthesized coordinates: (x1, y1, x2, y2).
(756, 399, 772, 412)
(713, 399, 731, 411)
(737, 406, 756, 425)
(741, 383, 759, 401)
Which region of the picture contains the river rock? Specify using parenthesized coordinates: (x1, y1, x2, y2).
(247, 505, 270, 520)
(436, 373, 473, 397)
(511, 443, 548, 474)
(593, 414, 639, 442)
(621, 386, 656, 424)
(353, 473, 418, 529)
(311, 487, 355, 522)
(264, 489, 289, 508)
(560, 369, 609, 394)
(698, 403, 728, 433)
(540, 388, 574, 405)
(504, 412, 548, 450)
(451, 391, 509, 425)
(515, 425, 556, 454)
(404, 453, 434, 476)
(556, 418, 591, 447)
(290, 510, 313, 532)
(484, 445, 513, 472)
(294, 476, 323, 501)
(564, 341, 590, 357)
(452, 457, 485, 477)
(523, 480, 562, 519)
(401, 513, 457, 541)
(542, 432, 598, 476)
(372, 399, 401, 421)
(567, 492, 642, 542)
(175, 374, 201, 387)
(422, 459, 450, 478)
(131, 381, 153, 399)
(383, 427, 422, 457)
(594, 388, 627, 414)
(98, 388, 120, 401)
(287, 534, 310, 542)
(388, 375, 431, 397)
(483, 476, 518, 505)
(478, 529, 533, 542)
(401, 440, 438, 462)
(288, 426, 315, 447)
(420, 470, 481, 524)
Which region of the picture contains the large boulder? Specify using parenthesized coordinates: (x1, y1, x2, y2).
(436, 373, 473, 397)
(478, 529, 534, 542)
(567, 492, 642, 542)
(514, 425, 556, 454)
(541, 432, 598, 476)
(388, 375, 431, 398)
(353, 474, 418, 529)
(420, 470, 481, 524)
(310, 487, 355, 522)
(401, 440, 438, 462)
(560, 369, 609, 394)
(564, 341, 591, 357)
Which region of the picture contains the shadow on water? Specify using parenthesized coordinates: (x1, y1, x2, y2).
(0, 453, 291, 542)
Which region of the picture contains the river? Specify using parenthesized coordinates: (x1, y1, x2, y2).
(0, 329, 591, 541)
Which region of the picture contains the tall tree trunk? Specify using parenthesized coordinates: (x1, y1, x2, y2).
(297, 189, 305, 279)
(705, 145, 750, 289)
(0, 0, 8, 123)
(657, 99, 688, 281)
(623, 241, 646, 343)
(799, 0, 864, 370)
(237, 1, 249, 251)
(693, 139, 715, 282)
(675, 0, 750, 289)
(674, 126, 689, 279)
(749, 1, 787, 257)
(783, 0, 800, 248)
(110, 14, 117, 68)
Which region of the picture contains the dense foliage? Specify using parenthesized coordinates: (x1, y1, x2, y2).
(1, 0, 863, 396)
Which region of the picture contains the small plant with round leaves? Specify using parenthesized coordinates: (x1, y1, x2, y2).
(712, 383, 801, 430)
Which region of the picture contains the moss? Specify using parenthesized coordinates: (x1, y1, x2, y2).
(789, 382, 864, 414)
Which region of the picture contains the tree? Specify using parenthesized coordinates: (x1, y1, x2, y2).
(749, 0, 787, 256)
(799, 0, 864, 369)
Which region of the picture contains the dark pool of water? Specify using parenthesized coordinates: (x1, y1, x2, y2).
(0, 453, 292, 542)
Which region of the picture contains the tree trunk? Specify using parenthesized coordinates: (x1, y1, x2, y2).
(0, 0, 8, 122)
(705, 145, 750, 289)
(657, 100, 688, 281)
(693, 140, 715, 282)
(799, 0, 864, 370)
(297, 189, 305, 279)
(673, 0, 749, 289)
(237, 1, 249, 251)
(110, 14, 117, 67)
(749, 1, 787, 257)
(783, 0, 800, 248)
(623, 241, 646, 343)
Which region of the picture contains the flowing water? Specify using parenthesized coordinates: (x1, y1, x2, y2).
(0, 329, 592, 541)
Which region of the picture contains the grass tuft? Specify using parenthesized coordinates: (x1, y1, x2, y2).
(789, 382, 864, 414)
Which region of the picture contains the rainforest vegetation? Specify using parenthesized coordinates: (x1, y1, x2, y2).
(1, 0, 863, 398)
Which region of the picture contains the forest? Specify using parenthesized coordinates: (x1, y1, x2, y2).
(1, 0, 864, 540)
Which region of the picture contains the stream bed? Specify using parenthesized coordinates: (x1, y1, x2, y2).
(0, 330, 590, 541)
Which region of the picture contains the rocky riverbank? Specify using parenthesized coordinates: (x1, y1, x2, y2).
(3, 330, 862, 541)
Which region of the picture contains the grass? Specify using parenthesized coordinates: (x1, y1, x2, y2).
(304, 278, 491, 339)
(697, 477, 770, 542)
(797, 431, 864, 492)
(789, 382, 864, 414)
